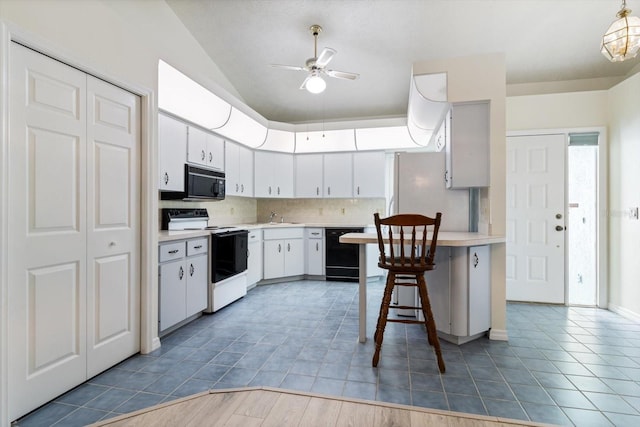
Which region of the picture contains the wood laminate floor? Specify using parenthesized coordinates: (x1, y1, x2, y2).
(92, 387, 554, 427)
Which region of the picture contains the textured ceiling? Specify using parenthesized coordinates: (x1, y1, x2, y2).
(166, 0, 639, 123)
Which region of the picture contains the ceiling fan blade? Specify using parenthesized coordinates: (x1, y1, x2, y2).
(325, 69, 359, 80)
(299, 74, 311, 90)
(315, 47, 336, 68)
(270, 64, 306, 72)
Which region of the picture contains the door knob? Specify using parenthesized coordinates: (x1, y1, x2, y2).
(555, 225, 564, 231)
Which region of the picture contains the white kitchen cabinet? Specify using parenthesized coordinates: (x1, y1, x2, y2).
(225, 141, 254, 196)
(159, 237, 208, 333)
(305, 228, 324, 275)
(254, 151, 294, 198)
(159, 113, 187, 191)
(263, 227, 304, 280)
(424, 245, 491, 343)
(353, 151, 386, 198)
(445, 101, 490, 188)
(295, 154, 323, 198)
(187, 125, 209, 166)
(324, 153, 353, 198)
(206, 133, 225, 171)
(185, 125, 225, 171)
(247, 229, 263, 287)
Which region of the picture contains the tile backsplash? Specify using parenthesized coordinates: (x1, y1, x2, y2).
(159, 197, 386, 227)
(257, 198, 385, 225)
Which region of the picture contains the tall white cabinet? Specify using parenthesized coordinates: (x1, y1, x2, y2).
(225, 141, 254, 196)
(7, 43, 141, 420)
(159, 113, 187, 191)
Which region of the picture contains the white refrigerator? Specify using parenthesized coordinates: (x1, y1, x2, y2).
(392, 151, 470, 315)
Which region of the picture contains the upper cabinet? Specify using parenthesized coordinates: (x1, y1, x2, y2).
(225, 142, 254, 197)
(323, 153, 353, 198)
(445, 101, 490, 188)
(353, 151, 386, 198)
(186, 126, 224, 171)
(158, 113, 187, 192)
(254, 151, 294, 198)
(295, 154, 323, 198)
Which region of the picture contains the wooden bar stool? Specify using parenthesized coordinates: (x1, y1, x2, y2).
(372, 212, 445, 373)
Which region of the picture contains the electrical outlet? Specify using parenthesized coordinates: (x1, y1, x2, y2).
(341, 207, 345, 215)
(631, 207, 639, 219)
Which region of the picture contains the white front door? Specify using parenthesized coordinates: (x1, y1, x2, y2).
(506, 134, 566, 304)
(8, 43, 140, 420)
(85, 76, 140, 378)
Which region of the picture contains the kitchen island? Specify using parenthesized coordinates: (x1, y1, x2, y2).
(339, 232, 505, 344)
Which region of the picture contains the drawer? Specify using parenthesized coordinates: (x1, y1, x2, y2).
(248, 229, 262, 241)
(263, 227, 304, 240)
(306, 228, 323, 239)
(159, 241, 185, 262)
(187, 237, 208, 256)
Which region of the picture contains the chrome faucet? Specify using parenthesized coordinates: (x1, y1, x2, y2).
(269, 211, 278, 223)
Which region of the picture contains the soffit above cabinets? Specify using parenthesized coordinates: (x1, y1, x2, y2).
(158, 61, 447, 153)
(406, 72, 450, 148)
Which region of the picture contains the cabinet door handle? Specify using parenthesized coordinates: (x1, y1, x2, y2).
(311, 232, 319, 236)
(236, 183, 239, 193)
(178, 266, 184, 280)
(209, 152, 212, 162)
(316, 242, 319, 251)
(473, 252, 479, 268)
(287, 243, 291, 252)
(277, 186, 280, 195)
(241, 184, 244, 193)
(193, 245, 202, 249)
(164, 172, 169, 185)
(189, 263, 195, 276)
(168, 249, 179, 254)
(316, 187, 319, 195)
(444, 170, 449, 184)
(201, 149, 206, 161)
(278, 243, 281, 253)
(269, 186, 272, 195)
(327, 187, 331, 195)
(357, 186, 360, 195)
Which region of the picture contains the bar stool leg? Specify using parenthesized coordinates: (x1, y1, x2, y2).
(417, 275, 446, 373)
(373, 272, 395, 367)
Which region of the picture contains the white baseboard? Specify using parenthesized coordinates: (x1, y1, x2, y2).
(489, 329, 509, 341)
(608, 303, 640, 323)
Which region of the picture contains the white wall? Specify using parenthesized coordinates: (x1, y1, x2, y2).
(607, 74, 640, 319)
(507, 91, 608, 130)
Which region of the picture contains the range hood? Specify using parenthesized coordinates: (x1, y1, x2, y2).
(406, 71, 450, 149)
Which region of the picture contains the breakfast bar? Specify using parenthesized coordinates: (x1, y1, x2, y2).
(339, 232, 505, 343)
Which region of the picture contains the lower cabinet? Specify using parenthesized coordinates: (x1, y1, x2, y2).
(247, 229, 263, 287)
(159, 237, 208, 333)
(305, 228, 324, 276)
(263, 228, 304, 280)
(402, 245, 490, 344)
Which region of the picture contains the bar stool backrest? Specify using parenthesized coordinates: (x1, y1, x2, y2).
(373, 212, 442, 273)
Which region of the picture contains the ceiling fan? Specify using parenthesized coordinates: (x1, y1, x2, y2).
(270, 24, 359, 94)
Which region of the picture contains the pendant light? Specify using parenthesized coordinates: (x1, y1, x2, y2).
(601, 0, 640, 62)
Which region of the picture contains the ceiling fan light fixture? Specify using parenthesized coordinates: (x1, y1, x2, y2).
(306, 73, 326, 94)
(601, 0, 640, 62)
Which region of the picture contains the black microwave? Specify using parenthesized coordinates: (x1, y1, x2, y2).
(161, 164, 225, 201)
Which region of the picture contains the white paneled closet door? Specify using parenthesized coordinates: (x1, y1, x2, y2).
(8, 43, 140, 420)
(85, 76, 140, 378)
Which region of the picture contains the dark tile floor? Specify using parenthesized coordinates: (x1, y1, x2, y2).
(15, 279, 640, 426)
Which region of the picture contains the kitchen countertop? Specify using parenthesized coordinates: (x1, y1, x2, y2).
(339, 231, 506, 247)
(158, 223, 373, 243)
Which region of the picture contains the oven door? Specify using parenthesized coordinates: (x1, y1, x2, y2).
(211, 230, 248, 283)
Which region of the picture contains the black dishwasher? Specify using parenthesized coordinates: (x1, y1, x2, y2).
(325, 227, 364, 282)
